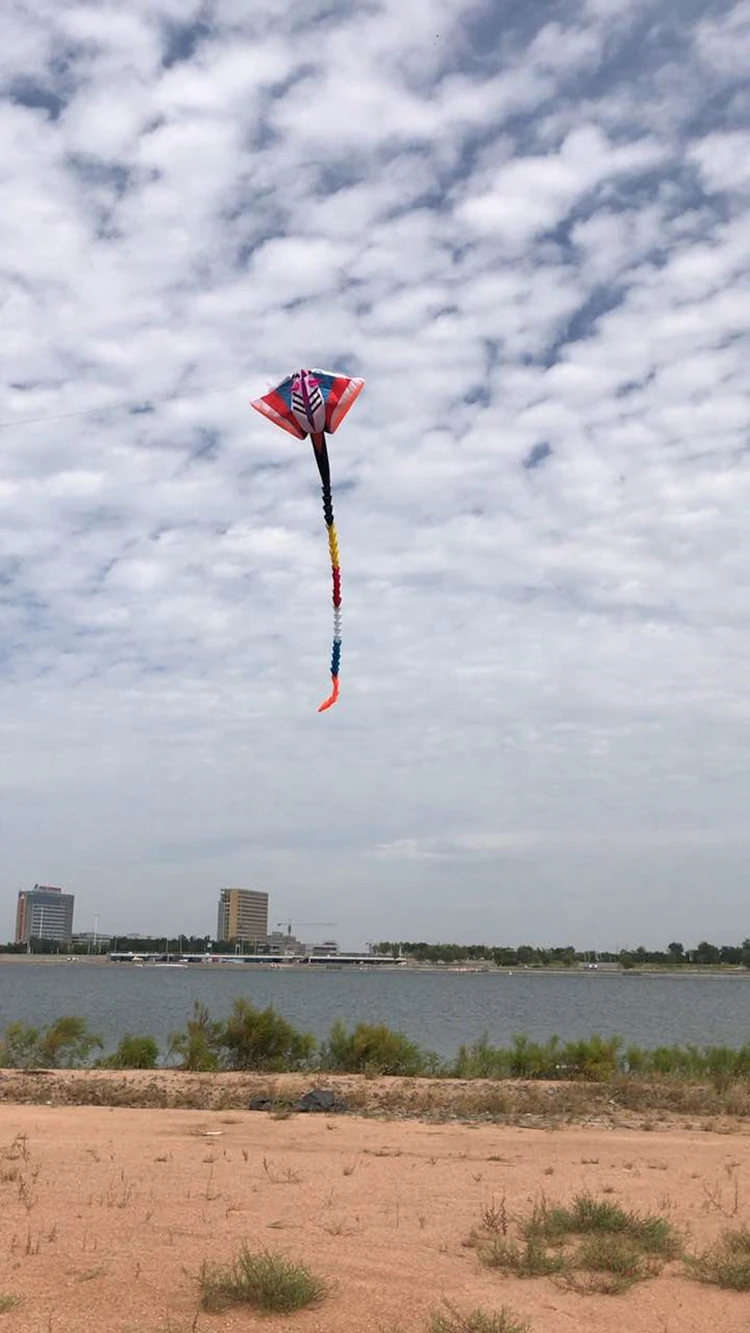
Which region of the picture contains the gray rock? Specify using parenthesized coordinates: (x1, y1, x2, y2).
(248, 1095, 274, 1111)
(295, 1087, 348, 1114)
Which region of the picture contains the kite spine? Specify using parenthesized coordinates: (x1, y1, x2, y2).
(313, 434, 341, 712)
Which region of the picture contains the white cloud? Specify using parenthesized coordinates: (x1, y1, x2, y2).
(457, 124, 666, 242)
(689, 130, 750, 194)
(0, 0, 748, 950)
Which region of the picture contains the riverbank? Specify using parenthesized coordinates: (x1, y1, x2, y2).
(3, 1067, 750, 1129)
(1, 1100, 748, 1332)
(3, 953, 750, 977)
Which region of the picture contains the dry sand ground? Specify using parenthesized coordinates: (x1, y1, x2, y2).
(1, 1097, 750, 1333)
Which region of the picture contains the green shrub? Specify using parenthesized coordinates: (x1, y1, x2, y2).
(0, 1016, 101, 1069)
(168, 1001, 223, 1071)
(560, 1035, 622, 1082)
(99, 1034, 159, 1069)
(686, 1227, 750, 1290)
(320, 1019, 434, 1076)
(219, 998, 315, 1071)
(452, 1035, 511, 1080)
(507, 1034, 562, 1079)
(199, 1247, 328, 1312)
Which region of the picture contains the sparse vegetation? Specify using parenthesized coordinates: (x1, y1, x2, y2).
(523, 1193, 681, 1258)
(479, 1235, 569, 1278)
(686, 1226, 750, 1290)
(566, 1235, 660, 1293)
(199, 1246, 329, 1313)
(469, 1193, 681, 1295)
(0, 1294, 21, 1313)
(431, 1304, 530, 1333)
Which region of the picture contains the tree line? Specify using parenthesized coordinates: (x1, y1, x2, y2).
(372, 939, 750, 967)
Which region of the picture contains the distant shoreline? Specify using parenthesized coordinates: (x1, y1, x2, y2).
(2, 954, 750, 978)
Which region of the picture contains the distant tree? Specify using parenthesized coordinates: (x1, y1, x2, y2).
(694, 941, 721, 965)
(667, 942, 684, 961)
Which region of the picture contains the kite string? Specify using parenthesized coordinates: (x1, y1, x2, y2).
(0, 377, 252, 431)
(318, 474, 341, 712)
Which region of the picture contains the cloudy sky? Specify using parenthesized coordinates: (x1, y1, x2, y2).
(1, 0, 749, 950)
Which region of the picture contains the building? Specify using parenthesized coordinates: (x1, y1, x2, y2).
(266, 930, 302, 955)
(216, 888, 269, 945)
(72, 931, 112, 951)
(15, 885, 75, 945)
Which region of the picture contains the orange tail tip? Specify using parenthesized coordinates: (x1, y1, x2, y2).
(318, 676, 340, 713)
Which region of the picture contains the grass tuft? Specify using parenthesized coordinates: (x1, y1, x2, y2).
(478, 1236, 569, 1278)
(199, 1246, 328, 1313)
(568, 1235, 660, 1293)
(686, 1226, 750, 1290)
(523, 1192, 680, 1258)
(472, 1192, 679, 1295)
(0, 1295, 21, 1313)
(431, 1303, 530, 1333)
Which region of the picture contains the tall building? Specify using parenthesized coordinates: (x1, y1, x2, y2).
(216, 888, 269, 945)
(15, 885, 75, 945)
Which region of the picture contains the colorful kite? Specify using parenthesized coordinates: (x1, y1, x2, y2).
(250, 368, 365, 712)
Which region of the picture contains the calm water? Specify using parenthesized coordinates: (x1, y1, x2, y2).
(3, 964, 750, 1061)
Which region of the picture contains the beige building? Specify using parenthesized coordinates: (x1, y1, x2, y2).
(16, 884, 75, 945)
(216, 888, 269, 945)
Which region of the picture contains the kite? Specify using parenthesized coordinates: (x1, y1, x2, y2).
(250, 368, 365, 712)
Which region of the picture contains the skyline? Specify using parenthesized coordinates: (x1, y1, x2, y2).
(1, 0, 749, 949)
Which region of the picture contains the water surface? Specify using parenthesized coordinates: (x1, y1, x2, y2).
(2, 964, 750, 1061)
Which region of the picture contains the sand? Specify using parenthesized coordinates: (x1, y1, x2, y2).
(1, 1098, 750, 1333)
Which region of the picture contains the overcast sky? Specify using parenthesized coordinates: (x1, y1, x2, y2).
(1, 0, 749, 950)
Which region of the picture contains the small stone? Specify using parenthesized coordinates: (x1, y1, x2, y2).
(296, 1088, 348, 1114)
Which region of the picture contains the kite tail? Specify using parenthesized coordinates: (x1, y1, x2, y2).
(313, 435, 341, 712)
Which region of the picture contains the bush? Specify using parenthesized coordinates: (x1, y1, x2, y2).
(168, 1002, 223, 1071)
(561, 1035, 623, 1082)
(200, 1247, 328, 1313)
(0, 1017, 101, 1069)
(218, 999, 315, 1071)
(686, 1227, 750, 1290)
(99, 1034, 159, 1069)
(452, 1035, 511, 1080)
(320, 1019, 435, 1076)
(508, 1034, 561, 1079)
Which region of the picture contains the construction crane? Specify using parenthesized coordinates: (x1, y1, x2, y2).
(277, 920, 335, 938)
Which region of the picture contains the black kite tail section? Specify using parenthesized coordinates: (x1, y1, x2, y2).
(311, 433, 341, 712)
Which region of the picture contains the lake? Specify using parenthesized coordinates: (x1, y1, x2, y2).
(2, 964, 750, 1061)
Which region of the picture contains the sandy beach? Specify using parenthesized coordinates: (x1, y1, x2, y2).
(1, 1084, 750, 1332)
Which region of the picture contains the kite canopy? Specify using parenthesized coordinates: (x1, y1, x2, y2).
(250, 369, 364, 440)
(250, 368, 365, 713)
